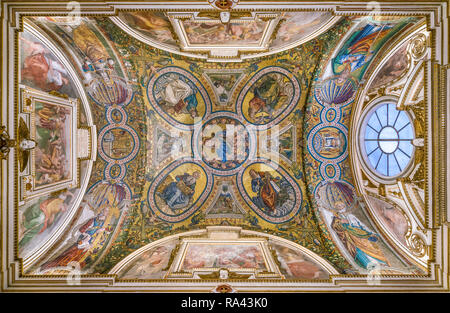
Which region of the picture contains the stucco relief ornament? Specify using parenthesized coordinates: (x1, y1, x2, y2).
(208, 0, 239, 23)
(0, 126, 15, 159)
(412, 138, 424, 147)
(408, 234, 427, 257)
(410, 33, 427, 59)
(220, 11, 231, 23)
(208, 0, 239, 10)
(18, 117, 36, 172)
(211, 284, 237, 293)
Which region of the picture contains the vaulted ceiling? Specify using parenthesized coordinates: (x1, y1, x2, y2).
(2, 0, 449, 292)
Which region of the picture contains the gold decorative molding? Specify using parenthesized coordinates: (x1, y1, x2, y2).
(0, 126, 16, 160)
(408, 233, 427, 258)
(198, 269, 253, 280)
(17, 117, 35, 172)
(410, 33, 428, 59)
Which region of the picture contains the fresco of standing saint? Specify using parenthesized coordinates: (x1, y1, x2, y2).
(39, 208, 111, 272)
(330, 211, 389, 269)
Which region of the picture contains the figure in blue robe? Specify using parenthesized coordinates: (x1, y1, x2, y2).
(334, 23, 393, 75)
(331, 213, 389, 269)
(183, 93, 198, 115)
(159, 171, 200, 211)
(203, 130, 231, 163)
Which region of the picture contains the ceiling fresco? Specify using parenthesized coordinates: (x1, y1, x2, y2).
(15, 12, 426, 279)
(181, 17, 268, 45)
(112, 11, 339, 61)
(1, 0, 442, 292)
(111, 232, 334, 280)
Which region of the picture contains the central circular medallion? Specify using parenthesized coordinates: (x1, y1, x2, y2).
(197, 116, 250, 174)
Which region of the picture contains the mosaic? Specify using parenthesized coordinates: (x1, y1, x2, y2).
(19, 14, 421, 277)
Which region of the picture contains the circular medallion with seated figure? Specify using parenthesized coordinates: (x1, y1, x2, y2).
(148, 66, 211, 129)
(237, 66, 300, 128)
(195, 116, 251, 175)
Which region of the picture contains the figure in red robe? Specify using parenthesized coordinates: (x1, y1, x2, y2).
(40, 212, 107, 271)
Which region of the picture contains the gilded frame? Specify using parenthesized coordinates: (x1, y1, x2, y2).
(18, 85, 79, 202)
(166, 237, 283, 279)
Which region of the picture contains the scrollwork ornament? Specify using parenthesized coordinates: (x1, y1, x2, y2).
(408, 234, 427, 257)
(410, 33, 427, 59)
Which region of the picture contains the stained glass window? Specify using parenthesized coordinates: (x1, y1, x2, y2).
(363, 102, 414, 177)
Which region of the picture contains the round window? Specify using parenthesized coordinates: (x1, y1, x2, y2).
(362, 102, 414, 177)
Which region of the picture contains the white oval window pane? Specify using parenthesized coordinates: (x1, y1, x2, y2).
(394, 113, 409, 129)
(398, 140, 414, 156)
(379, 140, 398, 153)
(368, 114, 382, 131)
(368, 147, 382, 168)
(379, 126, 398, 140)
(394, 149, 410, 170)
(388, 154, 401, 176)
(365, 126, 378, 140)
(376, 153, 388, 176)
(365, 140, 378, 154)
(375, 105, 388, 127)
(398, 123, 414, 139)
(387, 103, 399, 126)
